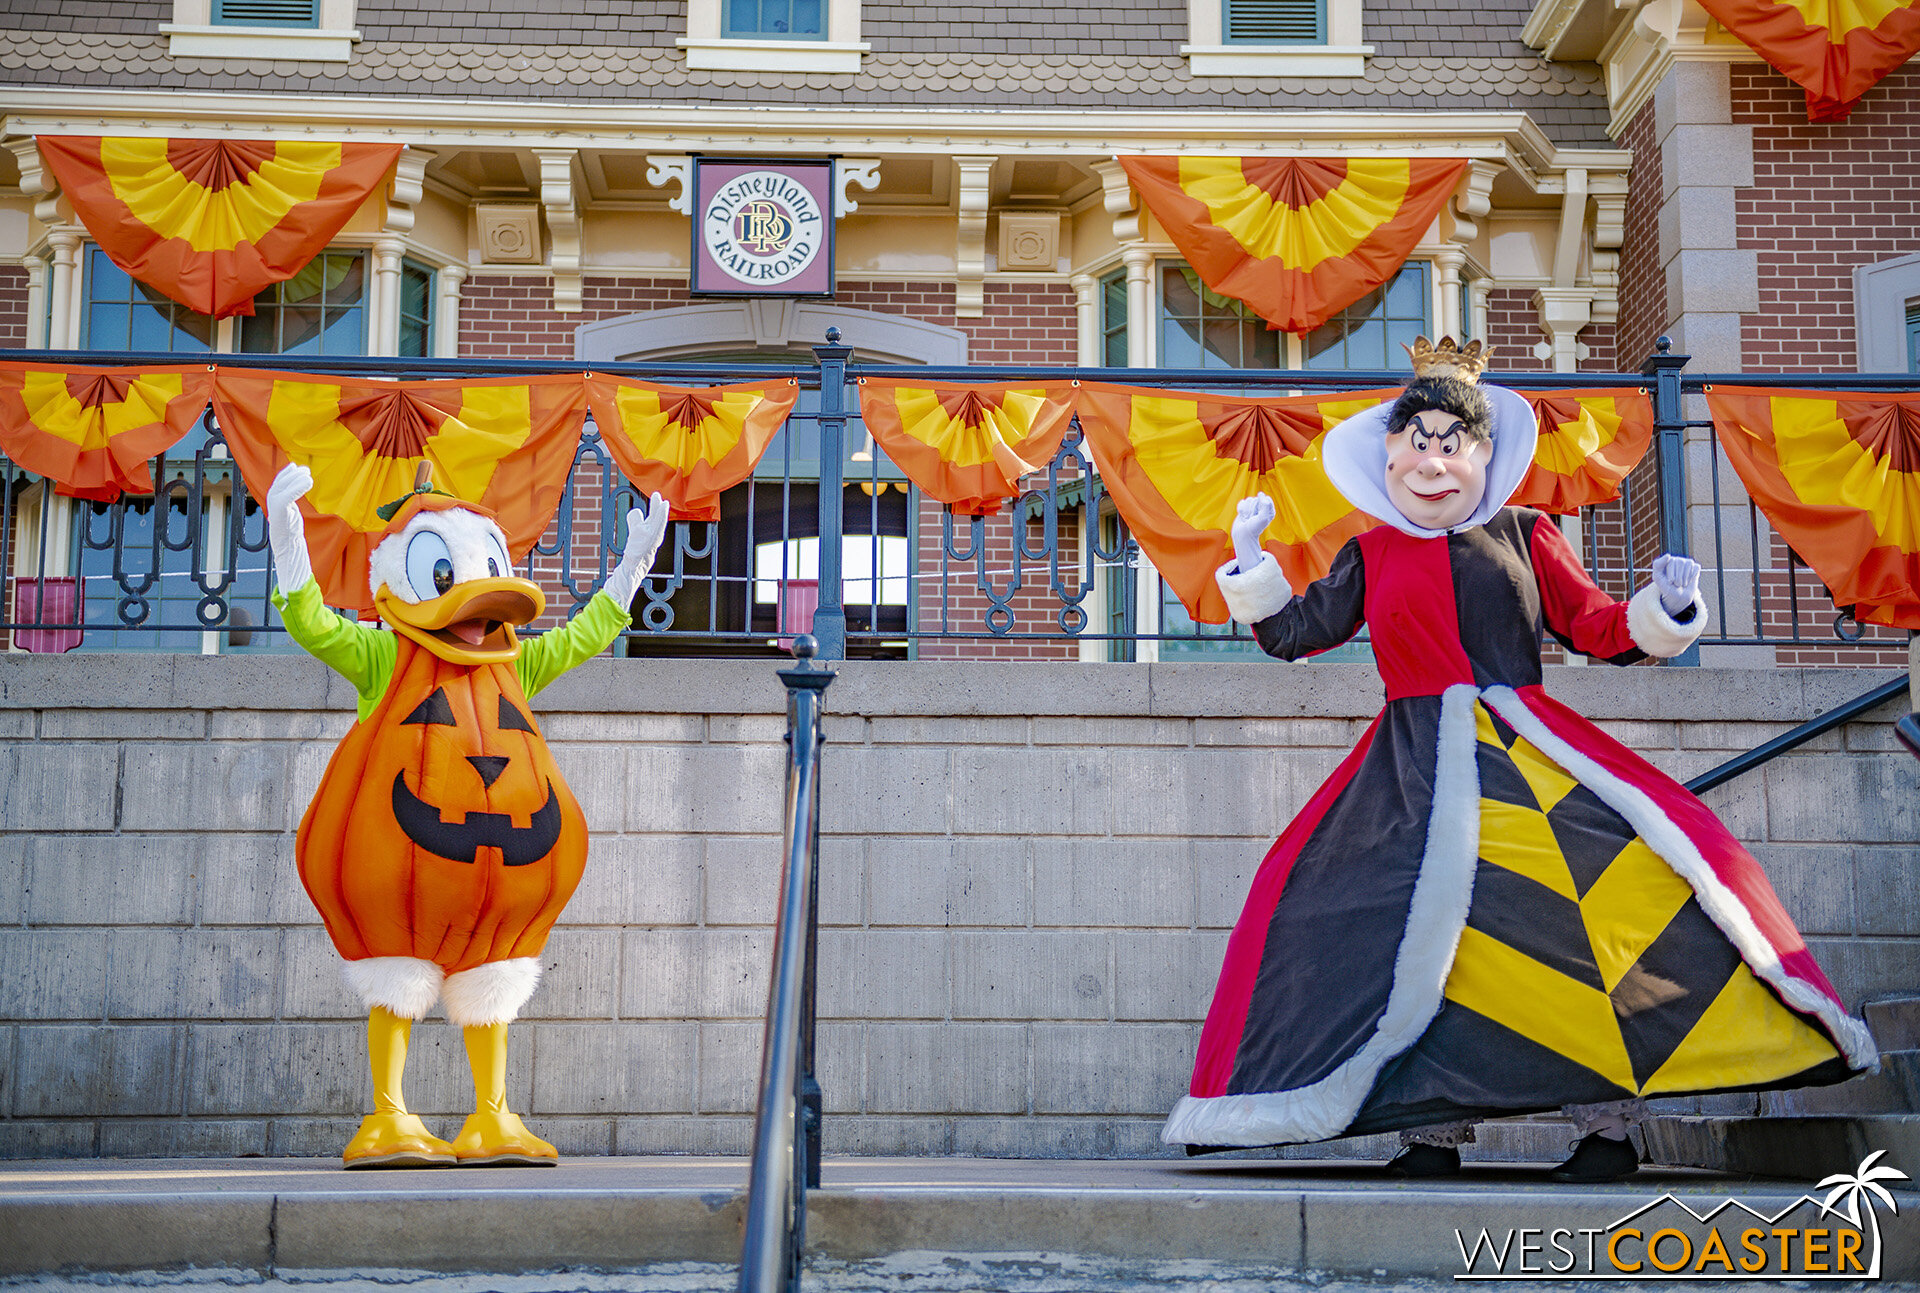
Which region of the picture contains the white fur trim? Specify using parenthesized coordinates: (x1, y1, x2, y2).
(1627, 583, 1708, 658)
(1479, 686, 1875, 1071)
(1162, 683, 1484, 1147)
(441, 958, 543, 1027)
(343, 956, 444, 1019)
(1215, 552, 1294, 625)
(1321, 386, 1539, 538)
(367, 506, 514, 604)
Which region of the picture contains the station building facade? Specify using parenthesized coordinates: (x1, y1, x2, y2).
(0, 0, 1914, 665)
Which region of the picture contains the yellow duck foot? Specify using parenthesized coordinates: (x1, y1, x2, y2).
(452, 1110, 560, 1167)
(342, 1112, 456, 1170)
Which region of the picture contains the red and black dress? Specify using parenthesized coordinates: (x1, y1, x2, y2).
(1162, 507, 1873, 1150)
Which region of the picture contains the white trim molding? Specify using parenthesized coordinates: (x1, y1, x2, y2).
(163, 0, 359, 62)
(1184, 0, 1371, 77)
(1855, 252, 1920, 373)
(679, 0, 867, 72)
(576, 300, 968, 364)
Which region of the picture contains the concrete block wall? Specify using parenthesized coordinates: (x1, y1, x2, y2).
(0, 654, 1914, 1159)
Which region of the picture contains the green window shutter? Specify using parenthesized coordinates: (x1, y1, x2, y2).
(212, 0, 320, 27)
(1224, 0, 1325, 42)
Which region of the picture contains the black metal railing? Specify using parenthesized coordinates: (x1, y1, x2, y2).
(4, 340, 1918, 663)
(739, 635, 833, 1293)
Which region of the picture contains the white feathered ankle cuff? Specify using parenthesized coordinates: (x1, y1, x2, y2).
(1216, 551, 1293, 625)
(1627, 583, 1709, 657)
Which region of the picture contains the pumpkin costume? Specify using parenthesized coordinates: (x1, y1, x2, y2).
(267, 462, 667, 1168)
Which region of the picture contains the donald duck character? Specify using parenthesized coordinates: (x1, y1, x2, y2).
(265, 460, 667, 1168)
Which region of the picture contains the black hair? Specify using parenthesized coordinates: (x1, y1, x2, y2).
(1385, 378, 1492, 444)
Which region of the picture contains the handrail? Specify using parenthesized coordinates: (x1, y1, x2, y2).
(739, 634, 835, 1293)
(1683, 674, 1910, 794)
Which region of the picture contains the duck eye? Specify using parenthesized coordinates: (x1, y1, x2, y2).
(487, 558, 500, 578)
(404, 530, 456, 602)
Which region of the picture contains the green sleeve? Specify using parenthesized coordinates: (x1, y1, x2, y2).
(517, 591, 632, 697)
(270, 580, 397, 722)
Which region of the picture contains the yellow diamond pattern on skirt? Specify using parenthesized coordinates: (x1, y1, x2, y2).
(1443, 701, 1839, 1095)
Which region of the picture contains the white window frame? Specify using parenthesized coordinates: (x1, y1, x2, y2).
(1183, 0, 1371, 77)
(161, 0, 359, 62)
(1854, 252, 1920, 373)
(679, 0, 867, 72)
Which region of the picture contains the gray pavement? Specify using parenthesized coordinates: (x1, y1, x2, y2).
(2, 1157, 1914, 1287)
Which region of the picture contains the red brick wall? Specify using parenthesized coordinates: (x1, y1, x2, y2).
(0, 266, 31, 349)
(1615, 101, 1667, 371)
(835, 281, 1078, 364)
(457, 275, 1077, 365)
(1486, 288, 1548, 372)
(1734, 63, 1920, 373)
(1481, 292, 1619, 374)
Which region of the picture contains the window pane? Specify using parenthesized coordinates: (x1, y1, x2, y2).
(318, 307, 365, 356)
(791, 0, 822, 33)
(86, 303, 129, 350)
(86, 249, 131, 300)
(129, 300, 177, 352)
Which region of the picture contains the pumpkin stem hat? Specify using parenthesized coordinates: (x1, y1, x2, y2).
(370, 462, 545, 666)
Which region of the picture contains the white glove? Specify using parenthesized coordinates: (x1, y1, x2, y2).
(1651, 553, 1700, 617)
(602, 492, 670, 607)
(1231, 493, 1277, 575)
(265, 463, 315, 593)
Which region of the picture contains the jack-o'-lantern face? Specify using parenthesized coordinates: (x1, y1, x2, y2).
(388, 684, 563, 866)
(296, 656, 589, 973)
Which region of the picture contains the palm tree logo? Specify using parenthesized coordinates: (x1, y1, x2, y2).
(1816, 1150, 1909, 1279)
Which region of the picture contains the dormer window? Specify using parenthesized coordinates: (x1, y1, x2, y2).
(680, 0, 867, 71)
(724, 0, 824, 39)
(1184, 0, 1369, 76)
(162, 0, 358, 61)
(1225, 0, 1325, 43)
(213, 0, 318, 26)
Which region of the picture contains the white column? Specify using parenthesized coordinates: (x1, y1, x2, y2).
(1468, 276, 1492, 343)
(45, 230, 81, 349)
(1432, 247, 1465, 341)
(433, 264, 467, 359)
(24, 259, 49, 349)
(1071, 272, 1098, 366)
(369, 238, 405, 357)
(1123, 245, 1153, 368)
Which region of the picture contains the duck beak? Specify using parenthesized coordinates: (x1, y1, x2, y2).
(374, 576, 546, 666)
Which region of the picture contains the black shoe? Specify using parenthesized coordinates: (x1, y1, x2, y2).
(1386, 1144, 1461, 1177)
(1549, 1133, 1639, 1183)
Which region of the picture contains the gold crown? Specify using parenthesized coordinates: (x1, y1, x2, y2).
(1404, 335, 1491, 384)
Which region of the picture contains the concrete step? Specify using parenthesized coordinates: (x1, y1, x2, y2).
(1866, 995, 1920, 1052)
(1761, 1050, 1920, 1115)
(4, 1155, 1918, 1282)
(1643, 1113, 1920, 1182)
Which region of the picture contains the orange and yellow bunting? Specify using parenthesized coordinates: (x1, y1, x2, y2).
(0, 361, 212, 501)
(213, 370, 586, 613)
(1696, 0, 1920, 120)
(1708, 386, 1920, 628)
(36, 137, 403, 319)
(1117, 157, 1469, 336)
(584, 376, 799, 523)
(1515, 389, 1655, 515)
(1075, 384, 1397, 623)
(856, 379, 1080, 516)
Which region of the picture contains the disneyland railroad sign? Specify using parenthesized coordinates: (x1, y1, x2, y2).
(691, 157, 835, 298)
